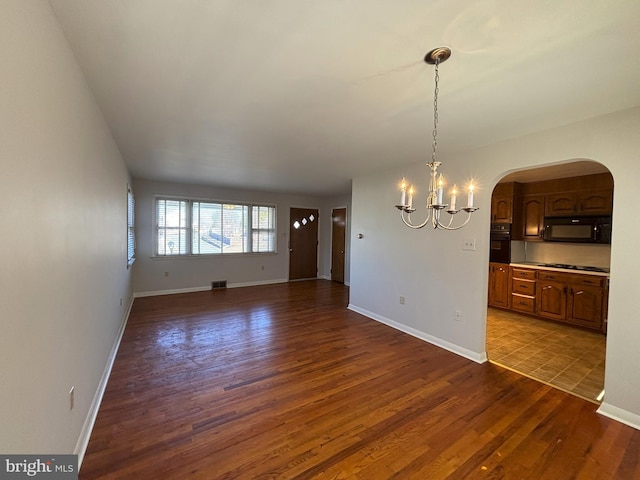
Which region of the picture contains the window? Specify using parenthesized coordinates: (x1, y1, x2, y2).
(155, 197, 276, 256)
(156, 199, 189, 255)
(252, 205, 276, 253)
(127, 186, 136, 267)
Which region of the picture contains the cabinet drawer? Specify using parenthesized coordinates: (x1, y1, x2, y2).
(511, 294, 535, 313)
(512, 279, 536, 295)
(512, 268, 536, 280)
(571, 275, 606, 287)
(538, 272, 572, 282)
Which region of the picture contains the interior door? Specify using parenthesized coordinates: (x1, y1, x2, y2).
(331, 208, 346, 283)
(289, 207, 318, 281)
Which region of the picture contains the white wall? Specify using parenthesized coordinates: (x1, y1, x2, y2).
(132, 179, 349, 294)
(350, 106, 640, 428)
(0, 0, 132, 453)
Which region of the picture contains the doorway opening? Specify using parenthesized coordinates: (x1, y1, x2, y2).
(486, 160, 612, 403)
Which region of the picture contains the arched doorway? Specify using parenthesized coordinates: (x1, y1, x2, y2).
(485, 160, 613, 403)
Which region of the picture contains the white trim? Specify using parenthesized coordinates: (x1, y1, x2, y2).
(228, 278, 288, 289)
(597, 402, 640, 431)
(74, 296, 134, 468)
(347, 304, 488, 364)
(134, 278, 289, 297)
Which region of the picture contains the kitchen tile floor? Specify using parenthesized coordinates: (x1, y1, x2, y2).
(486, 307, 606, 403)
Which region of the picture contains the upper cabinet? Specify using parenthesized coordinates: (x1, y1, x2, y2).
(492, 172, 613, 241)
(490, 182, 517, 224)
(545, 190, 613, 216)
(491, 195, 513, 223)
(521, 195, 545, 241)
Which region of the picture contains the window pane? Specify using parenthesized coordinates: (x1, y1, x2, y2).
(127, 188, 135, 265)
(222, 204, 248, 253)
(157, 199, 188, 255)
(193, 202, 222, 254)
(251, 205, 276, 253)
(252, 231, 276, 252)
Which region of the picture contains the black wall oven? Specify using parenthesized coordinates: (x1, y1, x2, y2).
(490, 223, 511, 263)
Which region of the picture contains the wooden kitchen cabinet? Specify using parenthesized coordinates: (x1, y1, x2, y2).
(537, 278, 567, 321)
(488, 264, 608, 332)
(545, 189, 613, 217)
(488, 263, 510, 308)
(536, 271, 605, 330)
(578, 189, 613, 215)
(511, 267, 536, 314)
(490, 182, 518, 224)
(521, 195, 545, 241)
(491, 195, 513, 223)
(566, 275, 605, 329)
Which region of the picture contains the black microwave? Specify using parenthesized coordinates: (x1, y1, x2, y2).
(542, 216, 612, 244)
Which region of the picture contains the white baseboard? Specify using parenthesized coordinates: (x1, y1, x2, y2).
(134, 278, 289, 298)
(228, 278, 288, 289)
(597, 402, 640, 431)
(74, 296, 134, 468)
(347, 304, 488, 364)
(134, 285, 212, 297)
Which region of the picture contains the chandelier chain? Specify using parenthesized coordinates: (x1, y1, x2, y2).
(432, 57, 440, 163)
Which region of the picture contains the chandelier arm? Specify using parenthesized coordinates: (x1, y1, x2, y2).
(400, 209, 432, 229)
(434, 211, 474, 230)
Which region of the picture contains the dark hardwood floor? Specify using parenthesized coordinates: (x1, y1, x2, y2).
(80, 280, 640, 479)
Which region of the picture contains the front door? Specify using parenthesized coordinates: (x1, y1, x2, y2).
(289, 207, 318, 281)
(331, 208, 346, 283)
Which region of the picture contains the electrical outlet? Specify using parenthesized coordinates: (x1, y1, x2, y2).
(261, 266, 265, 270)
(119, 297, 123, 306)
(399, 296, 405, 305)
(69, 386, 75, 411)
(454, 310, 462, 322)
(164, 271, 169, 277)
(462, 239, 476, 251)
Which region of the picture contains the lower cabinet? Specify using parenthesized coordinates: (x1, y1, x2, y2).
(536, 271, 605, 330)
(488, 263, 510, 308)
(511, 268, 536, 314)
(488, 266, 607, 332)
(536, 277, 567, 321)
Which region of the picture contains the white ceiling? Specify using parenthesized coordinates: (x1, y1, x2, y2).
(49, 0, 640, 196)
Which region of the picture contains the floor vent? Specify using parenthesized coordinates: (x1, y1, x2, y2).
(211, 280, 227, 290)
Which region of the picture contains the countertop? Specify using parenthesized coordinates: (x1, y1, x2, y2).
(509, 261, 610, 277)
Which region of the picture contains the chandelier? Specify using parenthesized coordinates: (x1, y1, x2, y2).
(395, 47, 478, 229)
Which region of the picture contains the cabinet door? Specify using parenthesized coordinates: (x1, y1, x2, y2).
(491, 195, 512, 223)
(545, 193, 578, 216)
(522, 195, 545, 240)
(578, 190, 613, 215)
(567, 284, 603, 329)
(536, 280, 566, 321)
(488, 264, 510, 308)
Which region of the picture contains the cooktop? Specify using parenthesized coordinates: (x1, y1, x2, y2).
(537, 263, 610, 273)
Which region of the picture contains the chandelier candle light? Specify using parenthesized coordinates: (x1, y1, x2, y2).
(395, 47, 478, 229)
